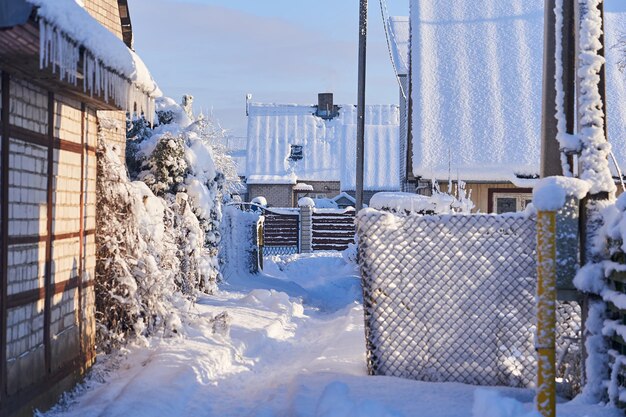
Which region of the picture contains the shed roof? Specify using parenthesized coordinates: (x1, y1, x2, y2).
(246, 103, 400, 191)
(410, 0, 626, 182)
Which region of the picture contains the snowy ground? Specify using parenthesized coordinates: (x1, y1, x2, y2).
(42, 252, 621, 417)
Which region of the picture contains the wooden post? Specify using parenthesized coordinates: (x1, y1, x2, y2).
(298, 199, 314, 254)
(78, 103, 86, 366)
(576, 0, 611, 391)
(355, 0, 367, 210)
(1, 71, 10, 399)
(44, 92, 54, 375)
(541, 0, 563, 178)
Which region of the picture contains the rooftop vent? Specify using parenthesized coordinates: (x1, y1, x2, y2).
(316, 93, 339, 119)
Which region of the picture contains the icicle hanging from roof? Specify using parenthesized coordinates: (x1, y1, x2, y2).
(37, 18, 155, 121)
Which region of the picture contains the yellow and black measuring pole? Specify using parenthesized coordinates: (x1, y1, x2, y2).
(536, 210, 557, 417)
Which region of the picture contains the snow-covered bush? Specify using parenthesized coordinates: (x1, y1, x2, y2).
(573, 195, 626, 405)
(95, 96, 238, 350)
(127, 95, 240, 284)
(96, 141, 188, 351)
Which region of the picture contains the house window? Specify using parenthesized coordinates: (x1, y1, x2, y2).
(289, 144, 303, 161)
(492, 192, 533, 214)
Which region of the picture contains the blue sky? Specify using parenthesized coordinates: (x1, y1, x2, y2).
(128, 0, 409, 137)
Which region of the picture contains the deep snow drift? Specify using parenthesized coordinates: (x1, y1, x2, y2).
(41, 252, 620, 417)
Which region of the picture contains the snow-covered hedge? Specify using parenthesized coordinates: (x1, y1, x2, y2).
(574, 194, 626, 405)
(95, 96, 239, 350)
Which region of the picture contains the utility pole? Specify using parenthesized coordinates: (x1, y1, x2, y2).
(540, 0, 562, 178)
(355, 0, 367, 211)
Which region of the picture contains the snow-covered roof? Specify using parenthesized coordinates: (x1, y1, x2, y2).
(293, 183, 314, 191)
(247, 174, 297, 185)
(604, 1, 626, 179)
(27, 0, 161, 116)
(388, 16, 410, 76)
(332, 192, 356, 204)
(410, 0, 626, 182)
(246, 103, 400, 191)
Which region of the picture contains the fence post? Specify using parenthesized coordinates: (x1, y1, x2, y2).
(298, 198, 314, 253)
(255, 217, 264, 272)
(536, 209, 557, 417)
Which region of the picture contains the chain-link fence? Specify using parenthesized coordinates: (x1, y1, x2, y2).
(356, 210, 581, 391)
(262, 246, 299, 256)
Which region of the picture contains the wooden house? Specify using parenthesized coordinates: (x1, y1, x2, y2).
(245, 94, 402, 207)
(393, 1, 626, 213)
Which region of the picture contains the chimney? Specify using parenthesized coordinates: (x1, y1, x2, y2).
(316, 93, 337, 119)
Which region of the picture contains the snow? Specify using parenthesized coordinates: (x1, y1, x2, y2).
(472, 389, 541, 417)
(250, 196, 268, 207)
(370, 192, 438, 213)
(410, 0, 626, 182)
(577, 0, 616, 195)
(28, 0, 161, 116)
(532, 177, 590, 211)
(298, 197, 315, 207)
(246, 103, 400, 191)
(604, 0, 626, 180)
(312, 198, 339, 209)
(388, 17, 410, 76)
(293, 182, 315, 191)
(42, 251, 620, 417)
(369, 186, 477, 214)
(247, 174, 298, 185)
(332, 192, 356, 205)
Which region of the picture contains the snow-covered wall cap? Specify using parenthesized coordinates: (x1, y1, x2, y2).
(250, 196, 267, 207)
(532, 176, 590, 211)
(247, 174, 297, 185)
(28, 0, 161, 116)
(293, 183, 314, 191)
(298, 197, 315, 207)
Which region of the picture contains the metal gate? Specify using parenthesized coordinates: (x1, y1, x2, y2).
(262, 208, 299, 256)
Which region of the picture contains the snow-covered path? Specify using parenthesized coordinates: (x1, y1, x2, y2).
(43, 253, 621, 417)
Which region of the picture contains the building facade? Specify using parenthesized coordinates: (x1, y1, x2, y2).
(0, 1, 157, 415)
(401, 2, 626, 213)
(245, 94, 401, 207)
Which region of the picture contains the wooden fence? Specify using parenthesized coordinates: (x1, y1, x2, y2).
(312, 209, 356, 251)
(262, 209, 300, 255)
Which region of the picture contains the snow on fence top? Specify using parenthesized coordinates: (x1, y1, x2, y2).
(246, 103, 400, 191)
(532, 176, 590, 211)
(388, 16, 410, 76)
(28, 0, 161, 117)
(410, 0, 626, 182)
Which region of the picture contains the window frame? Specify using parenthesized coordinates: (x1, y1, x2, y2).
(288, 144, 303, 161)
(487, 188, 533, 214)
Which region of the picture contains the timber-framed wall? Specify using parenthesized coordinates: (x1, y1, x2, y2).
(0, 70, 98, 417)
